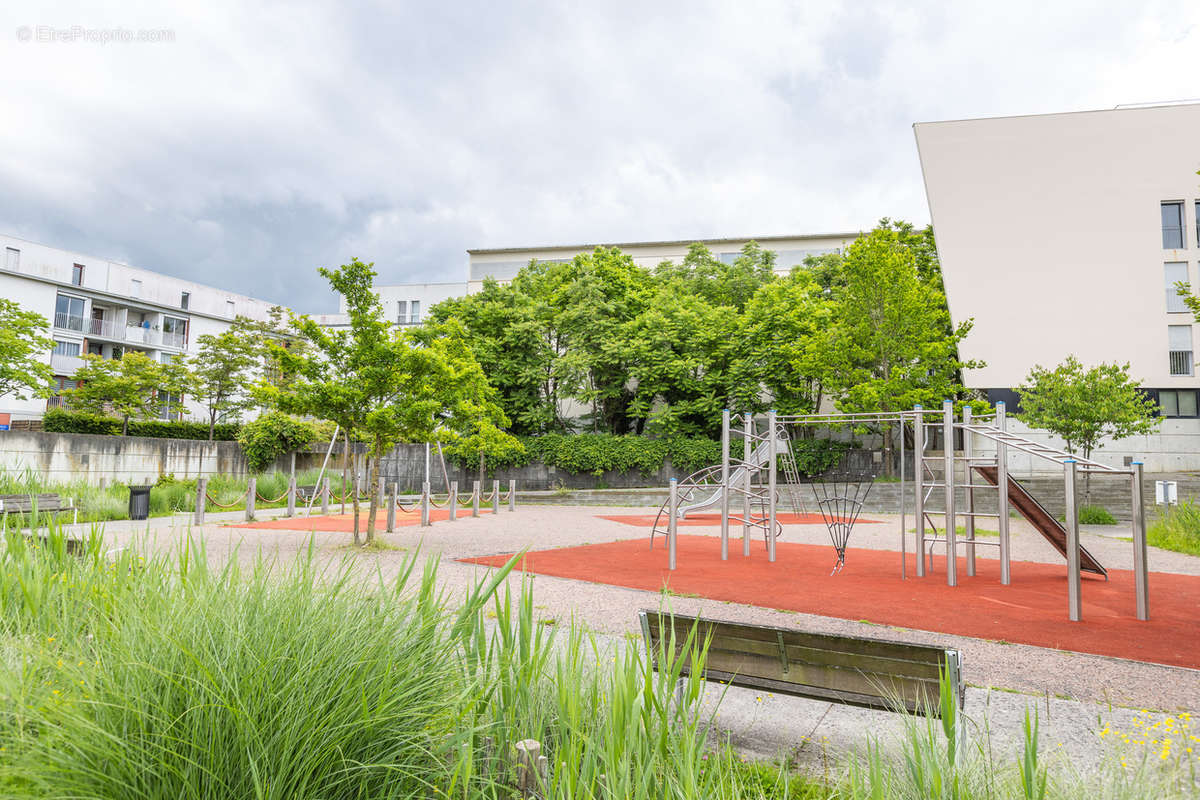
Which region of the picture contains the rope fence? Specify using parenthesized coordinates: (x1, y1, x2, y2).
(204, 492, 242, 510)
(255, 489, 290, 504)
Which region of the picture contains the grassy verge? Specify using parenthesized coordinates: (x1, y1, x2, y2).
(909, 525, 999, 537)
(1147, 500, 1200, 556)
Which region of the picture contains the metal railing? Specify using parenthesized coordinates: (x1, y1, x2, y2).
(1169, 350, 1194, 377)
(53, 312, 85, 332)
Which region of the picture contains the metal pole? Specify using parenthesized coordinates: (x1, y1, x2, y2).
(720, 409, 730, 561)
(1131, 461, 1149, 620)
(963, 406, 975, 577)
(900, 410, 907, 579)
(508, 479, 516, 511)
(449, 480, 458, 521)
(194, 478, 207, 525)
(913, 405, 925, 577)
(421, 481, 430, 527)
(1064, 459, 1081, 621)
(424, 443, 430, 489)
(767, 410, 778, 563)
(307, 424, 339, 517)
(386, 482, 396, 532)
(996, 402, 1010, 585)
(492, 480, 500, 514)
(743, 412, 752, 557)
(943, 400, 957, 587)
(245, 477, 256, 522)
(668, 478, 678, 570)
(472, 479, 480, 517)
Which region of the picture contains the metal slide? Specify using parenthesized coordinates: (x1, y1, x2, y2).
(677, 432, 791, 518)
(973, 465, 1107, 577)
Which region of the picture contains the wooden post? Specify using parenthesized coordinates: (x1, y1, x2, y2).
(245, 477, 256, 521)
(194, 478, 207, 525)
(514, 739, 547, 798)
(320, 476, 330, 515)
(449, 481, 458, 521)
(508, 479, 516, 511)
(492, 480, 500, 514)
(287, 476, 297, 517)
(386, 482, 396, 532)
(472, 480, 480, 517)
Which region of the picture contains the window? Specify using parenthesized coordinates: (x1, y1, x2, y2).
(110, 346, 123, 360)
(158, 390, 183, 420)
(180, 291, 190, 309)
(130, 278, 142, 298)
(719, 252, 740, 265)
(1168, 324, 1194, 376)
(410, 300, 420, 324)
(1165, 262, 1190, 312)
(226, 300, 235, 316)
(1162, 202, 1185, 249)
(1158, 389, 1199, 418)
(397, 300, 408, 324)
(71, 263, 84, 286)
(52, 340, 81, 357)
(54, 294, 85, 331)
(4, 247, 18, 270)
(162, 316, 188, 347)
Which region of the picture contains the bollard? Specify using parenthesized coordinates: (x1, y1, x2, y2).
(246, 477, 256, 521)
(421, 481, 431, 527)
(287, 476, 297, 517)
(508, 479, 516, 511)
(668, 478, 678, 570)
(194, 478, 207, 525)
(472, 480, 480, 517)
(386, 482, 396, 532)
(321, 476, 330, 515)
(449, 481, 458, 522)
(492, 480, 500, 514)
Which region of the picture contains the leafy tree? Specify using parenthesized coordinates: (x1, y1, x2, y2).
(655, 241, 776, 311)
(0, 298, 54, 401)
(1017, 356, 1159, 500)
(189, 316, 262, 440)
(236, 412, 318, 472)
(818, 224, 983, 475)
(65, 351, 190, 435)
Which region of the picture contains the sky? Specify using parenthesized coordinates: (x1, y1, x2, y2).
(1, 1, 1198, 313)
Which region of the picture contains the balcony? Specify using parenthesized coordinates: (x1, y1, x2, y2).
(85, 316, 124, 341)
(1169, 350, 1194, 377)
(53, 312, 86, 332)
(50, 353, 85, 374)
(45, 395, 68, 409)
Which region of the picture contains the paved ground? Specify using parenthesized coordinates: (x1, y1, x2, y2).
(81, 504, 1200, 775)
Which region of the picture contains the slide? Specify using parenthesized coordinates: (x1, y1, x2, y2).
(678, 433, 790, 518)
(972, 465, 1107, 577)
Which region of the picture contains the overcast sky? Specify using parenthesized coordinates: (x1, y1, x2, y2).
(2, 1, 1198, 313)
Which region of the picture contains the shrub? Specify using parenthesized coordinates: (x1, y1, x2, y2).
(1147, 500, 1200, 556)
(1079, 505, 1117, 525)
(42, 408, 239, 440)
(236, 412, 318, 473)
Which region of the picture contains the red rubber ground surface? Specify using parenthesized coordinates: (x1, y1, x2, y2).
(230, 508, 495, 531)
(597, 512, 880, 527)
(462, 535, 1200, 669)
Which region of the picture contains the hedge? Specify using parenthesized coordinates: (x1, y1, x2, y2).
(42, 408, 240, 441)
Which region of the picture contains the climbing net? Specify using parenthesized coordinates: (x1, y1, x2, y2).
(811, 474, 875, 575)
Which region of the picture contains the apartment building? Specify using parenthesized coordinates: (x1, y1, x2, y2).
(914, 101, 1200, 469)
(0, 233, 281, 423)
(316, 281, 468, 329)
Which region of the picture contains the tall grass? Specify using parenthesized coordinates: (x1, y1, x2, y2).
(1147, 499, 1200, 556)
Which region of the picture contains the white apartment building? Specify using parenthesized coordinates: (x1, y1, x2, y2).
(315, 281, 468, 329)
(914, 101, 1200, 470)
(0, 233, 281, 423)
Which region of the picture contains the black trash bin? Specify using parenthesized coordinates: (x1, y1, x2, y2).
(128, 485, 152, 520)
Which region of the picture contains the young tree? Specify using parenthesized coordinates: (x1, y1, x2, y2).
(0, 298, 54, 401)
(66, 351, 190, 435)
(189, 316, 262, 440)
(1017, 356, 1160, 500)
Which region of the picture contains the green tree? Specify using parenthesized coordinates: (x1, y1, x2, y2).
(66, 351, 190, 435)
(655, 241, 776, 312)
(189, 316, 262, 440)
(236, 412, 318, 473)
(0, 298, 54, 401)
(819, 224, 983, 475)
(1016, 356, 1159, 500)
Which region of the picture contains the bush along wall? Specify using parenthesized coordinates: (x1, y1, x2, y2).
(42, 408, 240, 441)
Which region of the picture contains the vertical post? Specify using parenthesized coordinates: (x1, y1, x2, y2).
(767, 410, 778, 563)
(245, 477, 256, 521)
(743, 412, 752, 557)
(720, 409, 730, 561)
(963, 406, 975, 577)
(900, 411, 907, 579)
(1131, 461, 1149, 621)
(287, 476, 297, 517)
(508, 479, 516, 511)
(194, 478, 207, 525)
(668, 478, 678, 570)
(376, 475, 384, 516)
(321, 476, 330, 515)
(1064, 459, 1081, 621)
(996, 402, 1010, 585)
(913, 406, 925, 577)
(943, 399, 957, 587)
(386, 482, 396, 532)
(421, 481, 431, 527)
(449, 481, 458, 521)
(492, 480, 500, 514)
(472, 479, 481, 517)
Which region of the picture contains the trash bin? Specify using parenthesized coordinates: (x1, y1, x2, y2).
(128, 485, 152, 520)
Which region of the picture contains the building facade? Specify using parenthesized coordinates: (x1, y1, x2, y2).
(0, 233, 281, 423)
(914, 101, 1200, 470)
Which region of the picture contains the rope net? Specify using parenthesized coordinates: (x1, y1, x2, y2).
(810, 473, 875, 575)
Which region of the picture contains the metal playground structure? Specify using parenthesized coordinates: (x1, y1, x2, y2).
(651, 400, 1151, 623)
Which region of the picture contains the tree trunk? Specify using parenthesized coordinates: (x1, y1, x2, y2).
(351, 448, 361, 542)
(365, 442, 380, 544)
(122, 415, 129, 436)
(1082, 445, 1092, 505)
(478, 452, 485, 489)
(208, 411, 216, 441)
(343, 431, 358, 545)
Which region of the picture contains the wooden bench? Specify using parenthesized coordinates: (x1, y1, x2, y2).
(639, 609, 963, 718)
(0, 493, 78, 524)
(296, 485, 320, 502)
